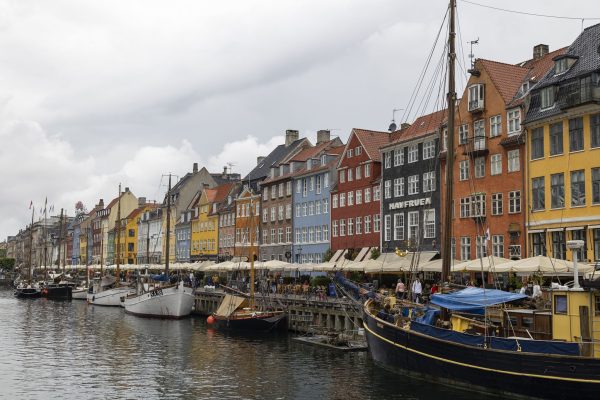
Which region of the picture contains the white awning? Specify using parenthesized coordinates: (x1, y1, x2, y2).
(329, 249, 344, 263)
(589, 225, 600, 229)
(354, 247, 370, 262)
(547, 228, 565, 232)
(527, 229, 544, 234)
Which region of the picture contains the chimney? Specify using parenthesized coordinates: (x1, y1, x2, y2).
(124, 187, 129, 193)
(98, 199, 104, 208)
(257, 156, 266, 165)
(533, 44, 549, 60)
(316, 129, 330, 144)
(138, 197, 146, 206)
(193, 162, 198, 173)
(285, 129, 299, 146)
(400, 123, 411, 130)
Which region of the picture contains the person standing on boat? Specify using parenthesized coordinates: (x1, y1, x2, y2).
(395, 279, 406, 299)
(411, 278, 422, 303)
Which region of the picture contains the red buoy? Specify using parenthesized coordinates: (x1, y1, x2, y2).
(206, 315, 215, 324)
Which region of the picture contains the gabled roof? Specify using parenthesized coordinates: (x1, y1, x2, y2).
(383, 109, 447, 148)
(243, 138, 310, 182)
(519, 47, 568, 83)
(349, 129, 393, 162)
(478, 59, 530, 105)
(206, 182, 236, 204)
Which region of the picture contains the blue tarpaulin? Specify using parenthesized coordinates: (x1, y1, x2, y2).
(151, 273, 169, 282)
(489, 337, 580, 356)
(431, 287, 527, 315)
(411, 321, 486, 347)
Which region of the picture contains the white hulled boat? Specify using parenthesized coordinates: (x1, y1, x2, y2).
(87, 276, 134, 306)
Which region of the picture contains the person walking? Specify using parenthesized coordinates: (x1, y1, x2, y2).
(395, 279, 406, 300)
(411, 278, 422, 304)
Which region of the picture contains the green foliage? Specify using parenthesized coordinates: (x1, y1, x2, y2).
(311, 276, 330, 287)
(323, 248, 334, 262)
(0, 248, 6, 258)
(370, 247, 381, 260)
(0, 258, 15, 270)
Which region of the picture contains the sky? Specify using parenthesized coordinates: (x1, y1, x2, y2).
(1, 0, 599, 239)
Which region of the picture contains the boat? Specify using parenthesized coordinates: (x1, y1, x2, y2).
(123, 175, 195, 318)
(210, 188, 286, 332)
(14, 205, 41, 299)
(362, 2, 600, 398)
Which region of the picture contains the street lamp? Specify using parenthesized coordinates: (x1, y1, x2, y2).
(567, 240, 584, 290)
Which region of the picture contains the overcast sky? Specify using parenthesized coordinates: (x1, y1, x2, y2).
(1, 0, 598, 239)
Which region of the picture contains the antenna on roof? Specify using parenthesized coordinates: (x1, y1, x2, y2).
(389, 108, 403, 132)
(468, 38, 479, 69)
(227, 162, 235, 174)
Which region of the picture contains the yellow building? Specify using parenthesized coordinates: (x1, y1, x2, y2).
(116, 203, 156, 264)
(524, 28, 600, 263)
(190, 184, 235, 261)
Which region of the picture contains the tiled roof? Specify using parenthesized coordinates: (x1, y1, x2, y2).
(519, 47, 568, 83)
(353, 129, 393, 162)
(243, 138, 308, 182)
(206, 182, 236, 204)
(479, 59, 530, 105)
(383, 109, 447, 147)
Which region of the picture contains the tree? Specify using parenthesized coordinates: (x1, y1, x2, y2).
(0, 258, 15, 271)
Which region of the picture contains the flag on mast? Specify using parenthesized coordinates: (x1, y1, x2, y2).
(29, 200, 33, 209)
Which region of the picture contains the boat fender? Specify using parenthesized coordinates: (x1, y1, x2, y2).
(207, 315, 215, 324)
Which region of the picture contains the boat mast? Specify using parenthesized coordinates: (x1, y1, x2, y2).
(165, 174, 172, 277)
(28, 207, 35, 285)
(249, 191, 255, 309)
(57, 208, 64, 274)
(441, 0, 456, 314)
(116, 183, 121, 285)
(43, 199, 48, 282)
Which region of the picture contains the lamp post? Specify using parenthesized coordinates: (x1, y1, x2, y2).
(567, 240, 585, 290)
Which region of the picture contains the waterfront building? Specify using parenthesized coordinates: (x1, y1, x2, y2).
(102, 188, 138, 265)
(260, 131, 342, 262)
(175, 209, 193, 263)
(116, 198, 154, 265)
(524, 24, 600, 262)
(380, 111, 445, 255)
(217, 184, 241, 262)
(234, 187, 260, 259)
(291, 137, 344, 263)
(442, 45, 562, 262)
(79, 213, 94, 265)
(137, 206, 163, 264)
(330, 129, 392, 261)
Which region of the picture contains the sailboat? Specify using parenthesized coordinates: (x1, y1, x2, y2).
(210, 188, 286, 332)
(87, 184, 135, 306)
(123, 174, 195, 318)
(14, 205, 41, 298)
(362, 1, 600, 399)
(42, 208, 72, 300)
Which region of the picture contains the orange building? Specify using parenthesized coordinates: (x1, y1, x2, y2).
(234, 187, 261, 260)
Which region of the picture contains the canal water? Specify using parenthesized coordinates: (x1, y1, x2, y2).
(0, 289, 479, 400)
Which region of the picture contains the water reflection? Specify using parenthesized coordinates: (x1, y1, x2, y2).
(0, 290, 478, 399)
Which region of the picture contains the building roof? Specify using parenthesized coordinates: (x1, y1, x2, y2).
(478, 59, 530, 105)
(243, 138, 309, 183)
(383, 109, 447, 148)
(519, 47, 568, 83)
(352, 129, 393, 162)
(206, 182, 236, 204)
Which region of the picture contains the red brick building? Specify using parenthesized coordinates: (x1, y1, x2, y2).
(330, 129, 392, 261)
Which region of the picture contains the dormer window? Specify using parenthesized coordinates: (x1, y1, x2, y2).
(307, 159, 312, 170)
(540, 86, 555, 110)
(321, 154, 326, 165)
(279, 165, 284, 176)
(468, 84, 485, 112)
(554, 55, 577, 75)
(521, 81, 530, 94)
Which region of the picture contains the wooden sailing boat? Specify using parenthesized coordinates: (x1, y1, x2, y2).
(210, 188, 286, 332)
(362, 1, 600, 398)
(123, 174, 196, 318)
(87, 184, 135, 306)
(42, 208, 73, 300)
(14, 205, 41, 298)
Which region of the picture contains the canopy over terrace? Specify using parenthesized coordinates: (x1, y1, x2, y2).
(451, 257, 512, 273)
(496, 255, 595, 275)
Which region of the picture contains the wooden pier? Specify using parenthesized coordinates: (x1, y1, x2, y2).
(194, 289, 363, 334)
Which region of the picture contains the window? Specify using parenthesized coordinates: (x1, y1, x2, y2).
(509, 191, 521, 214)
(302, 178, 307, 197)
(459, 124, 469, 145)
(384, 215, 391, 241)
(347, 191, 354, 206)
(286, 181, 292, 196)
(263, 209, 268, 223)
(278, 183, 284, 197)
(507, 109, 520, 135)
(364, 216, 371, 233)
(278, 205, 284, 220)
(339, 219, 345, 236)
(408, 144, 418, 163)
(569, 117, 584, 152)
(332, 221, 338, 237)
(474, 120, 485, 149)
(554, 295, 567, 314)
(554, 57, 570, 74)
(384, 152, 391, 169)
(394, 178, 404, 197)
(308, 202, 314, 215)
(270, 228, 276, 244)
(315, 200, 321, 215)
(324, 172, 329, 187)
(356, 217, 362, 234)
(491, 193, 503, 215)
(373, 186, 381, 201)
(347, 218, 353, 235)
(394, 148, 404, 166)
(271, 185, 277, 199)
(552, 231, 566, 260)
(323, 225, 329, 240)
(296, 180, 302, 194)
(347, 169, 353, 182)
(355, 166, 361, 180)
(460, 197, 471, 218)
(365, 163, 371, 177)
(315, 226, 321, 242)
(540, 86, 555, 110)
(471, 194, 486, 217)
(531, 127, 544, 159)
(408, 175, 419, 195)
(459, 160, 470, 181)
(474, 157, 485, 178)
(278, 228, 283, 243)
(263, 188, 268, 201)
(531, 232, 546, 256)
(339, 193, 346, 207)
(490, 115, 501, 137)
(364, 188, 371, 203)
(384, 180, 391, 199)
(492, 235, 504, 258)
(507, 149, 519, 172)
(286, 227, 291, 243)
(490, 154, 502, 176)
(571, 229, 587, 261)
(407, 211, 419, 240)
(594, 229, 600, 261)
(593, 168, 600, 205)
(551, 173, 565, 209)
(374, 214, 381, 232)
(460, 237, 471, 261)
(339, 170, 345, 183)
(423, 209, 435, 239)
(476, 236, 488, 258)
(316, 176, 322, 194)
(302, 203, 307, 216)
(423, 140, 435, 160)
(347, 149, 353, 158)
(468, 84, 484, 111)
(591, 113, 600, 148)
(423, 172, 435, 192)
(532, 177, 545, 211)
(356, 190, 362, 204)
(355, 146, 362, 155)
(270, 207, 276, 221)
(394, 213, 404, 241)
(323, 198, 329, 213)
(308, 227, 314, 242)
(332, 194, 338, 208)
(571, 170, 586, 206)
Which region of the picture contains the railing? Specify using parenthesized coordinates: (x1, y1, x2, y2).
(557, 81, 600, 109)
(468, 99, 484, 112)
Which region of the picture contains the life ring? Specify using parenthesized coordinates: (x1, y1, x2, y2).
(42, 288, 48, 295)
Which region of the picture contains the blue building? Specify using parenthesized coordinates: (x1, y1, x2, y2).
(176, 209, 193, 262)
(292, 140, 344, 263)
